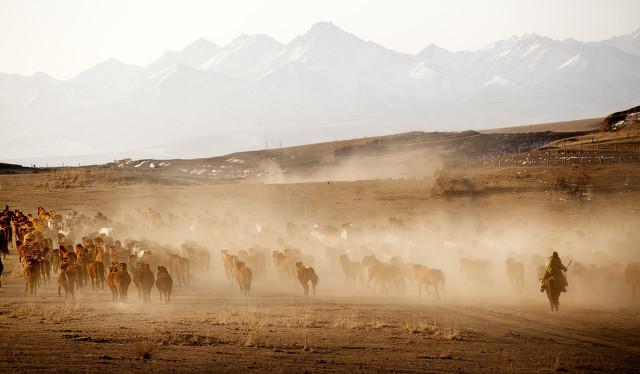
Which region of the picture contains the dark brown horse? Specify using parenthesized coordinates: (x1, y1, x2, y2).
(544, 276, 562, 312)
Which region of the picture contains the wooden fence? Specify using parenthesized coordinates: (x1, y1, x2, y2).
(445, 152, 640, 170)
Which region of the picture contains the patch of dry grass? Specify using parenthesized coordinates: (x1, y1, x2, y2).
(32, 169, 151, 189)
(331, 312, 388, 330)
(153, 332, 219, 346)
(2, 303, 97, 322)
(402, 319, 460, 340)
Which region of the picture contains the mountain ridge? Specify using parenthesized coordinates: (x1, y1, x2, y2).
(1, 22, 639, 163)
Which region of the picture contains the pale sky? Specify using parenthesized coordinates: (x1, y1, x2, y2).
(1, 0, 638, 79)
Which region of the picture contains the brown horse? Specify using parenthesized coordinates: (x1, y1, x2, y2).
(57, 263, 76, 301)
(139, 263, 155, 303)
(339, 254, 365, 287)
(23, 258, 41, 295)
(296, 262, 318, 296)
(544, 275, 562, 312)
(106, 263, 119, 303)
(234, 261, 253, 296)
(88, 261, 106, 289)
(155, 265, 173, 304)
(114, 263, 132, 303)
(413, 264, 445, 299)
(40, 257, 51, 286)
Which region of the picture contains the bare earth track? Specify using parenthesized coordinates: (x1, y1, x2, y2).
(1, 268, 639, 373)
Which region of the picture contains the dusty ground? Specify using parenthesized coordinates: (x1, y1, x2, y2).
(1, 174, 640, 373)
(1, 261, 639, 373)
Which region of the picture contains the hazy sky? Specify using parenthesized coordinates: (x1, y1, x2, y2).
(1, 0, 638, 79)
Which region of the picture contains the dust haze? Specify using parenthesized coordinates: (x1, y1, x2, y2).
(78, 189, 640, 307)
(4, 160, 636, 307)
(259, 146, 443, 183)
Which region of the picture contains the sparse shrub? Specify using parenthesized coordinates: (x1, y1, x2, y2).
(402, 319, 460, 340)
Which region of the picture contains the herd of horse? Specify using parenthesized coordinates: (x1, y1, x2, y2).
(1, 206, 640, 312)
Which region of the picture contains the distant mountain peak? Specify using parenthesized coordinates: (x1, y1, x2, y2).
(597, 26, 640, 56)
(308, 21, 341, 33)
(226, 33, 282, 48)
(302, 21, 360, 42)
(418, 44, 451, 57)
(180, 37, 220, 54)
(146, 37, 221, 76)
(508, 33, 553, 46)
(75, 57, 141, 80)
(99, 57, 127, 66)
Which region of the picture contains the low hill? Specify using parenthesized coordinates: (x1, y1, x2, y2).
(540, 106, 640, 153)
(480, 117, 603, 134)
(104, 130, 587, 183)
(10, 106, 638, 186)
(0, 163, 38, 175)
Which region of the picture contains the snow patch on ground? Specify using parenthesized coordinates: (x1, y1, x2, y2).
(226, 158, 245, 164)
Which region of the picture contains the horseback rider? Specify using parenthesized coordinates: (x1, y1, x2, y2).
(540, 251, 569, 292)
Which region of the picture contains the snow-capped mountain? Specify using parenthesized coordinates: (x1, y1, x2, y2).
(598, 28, 640, 57)
(203, 34, 283, 80)
(146, 38, 220, 77)
(2, 22, 640, 164)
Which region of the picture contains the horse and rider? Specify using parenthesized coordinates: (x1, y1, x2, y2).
(540, 251, 570, 293)
(540, 251, 572, 312)
(540, 251, 571, 292)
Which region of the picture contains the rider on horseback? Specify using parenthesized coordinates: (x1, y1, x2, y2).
(540, 251, 568, 293)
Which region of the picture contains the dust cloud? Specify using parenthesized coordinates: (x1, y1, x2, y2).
(34, 174, 639, 310)
(259, 147, 443, 183)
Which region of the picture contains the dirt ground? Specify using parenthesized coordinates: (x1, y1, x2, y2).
(1, 175, 640, 373)
(1, 262, 639, 373)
